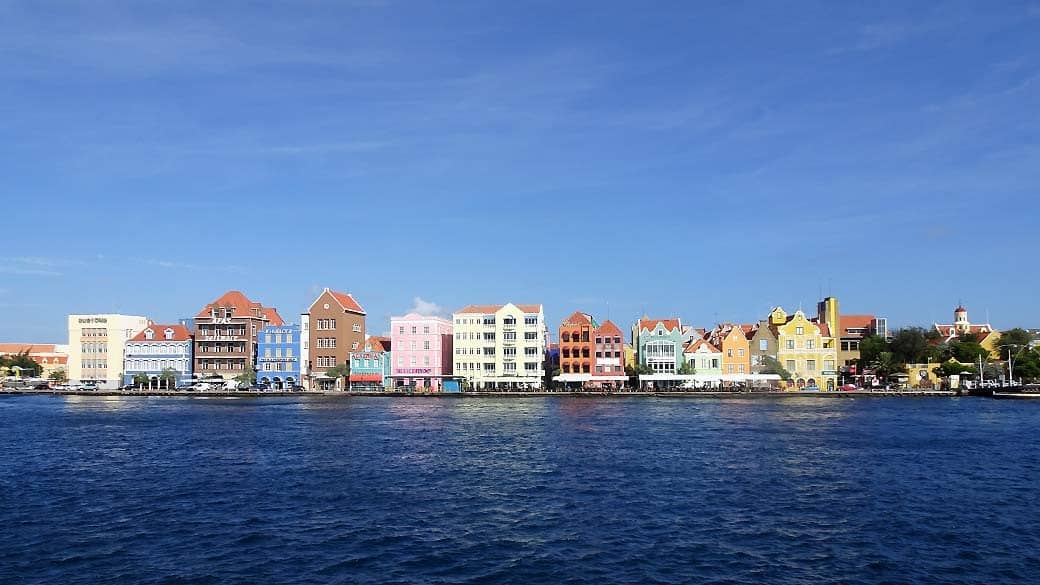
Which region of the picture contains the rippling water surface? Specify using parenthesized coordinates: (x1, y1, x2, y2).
(1, 395, 1038, 584)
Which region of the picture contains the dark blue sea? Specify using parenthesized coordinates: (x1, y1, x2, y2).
(1, 395, 1038, 584)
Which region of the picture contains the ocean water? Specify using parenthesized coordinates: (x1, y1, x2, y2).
(1, 395, 1038, 584)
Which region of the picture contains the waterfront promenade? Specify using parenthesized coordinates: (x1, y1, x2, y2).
(1, 388, 956, 398)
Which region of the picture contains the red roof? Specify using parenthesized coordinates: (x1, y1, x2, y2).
(561, 311, 593, 327)
(0, 343, 59, 355)
(329, 290, 366, 315)
(595, 320, 624, 337)
(956, 306, 967, 312)
(130, 324, 192, 342)
(366, 336, 391, 352)
(639, 318, 680, 332)
(839, 314, 875, 337)
(195, 290, 273, 320)
(263, 308, 285, 326)
(456, 303, 542, 314)
(684, 338, 720, 354)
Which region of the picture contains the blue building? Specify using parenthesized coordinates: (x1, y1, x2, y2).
(257, 324, 301, 389)
(123, 324, 194, 387)
(349, 336, 391, 391)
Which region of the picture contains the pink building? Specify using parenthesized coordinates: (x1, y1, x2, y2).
(389, 313, 453, 390)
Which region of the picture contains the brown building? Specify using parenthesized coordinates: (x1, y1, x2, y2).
(300, 287, 367, 390)
(193, 290, 284, 383)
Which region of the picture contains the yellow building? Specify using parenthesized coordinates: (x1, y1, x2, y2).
(624, 344, 636, 370)
(769, 307, 839, 390)
(452, 303, 547, 390)
(934, 306, 1001, 358)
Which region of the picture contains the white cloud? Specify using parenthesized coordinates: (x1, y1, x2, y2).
(409, 296, 445, 317)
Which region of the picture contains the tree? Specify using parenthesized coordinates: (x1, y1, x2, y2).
(950, 339, 989, 363)
(759, 356, 792, 381)
(997, 328, 1033, 351)
(889, 327, 930, 364)
(625, 363, 653, 376)
(678, 361, 696, 375)
(159, 368, 178, 389)
(234, 363, 258, 388)
(934, 362, 976, 378)
(1, 351, 40, 377)
(133, 373, 151, 389)
(324, 362, 351, 390)
(858, 334, 889, 368)
(1012, 349, 1040, 381)
(48, 369, 67, 383)
(871, 352, 902, 378)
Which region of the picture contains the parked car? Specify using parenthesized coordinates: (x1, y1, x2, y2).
(840, 384, 858, 391)
(33, 383, 51, 390)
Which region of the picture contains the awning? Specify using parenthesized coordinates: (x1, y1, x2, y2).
(553, 374, 592, 382)
(349, 374, 383, 382)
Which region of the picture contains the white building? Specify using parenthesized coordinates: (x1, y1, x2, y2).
(67, 314, 150, 388)
(452, 303, 547, 390)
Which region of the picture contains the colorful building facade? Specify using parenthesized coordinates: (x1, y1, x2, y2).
(68, 313, 151, 388)
(256, 324, 301, 389)
(349, 336, 392, 391)
(771, 307, 839, 390)
(710, 323, 752, 375)
(559, 312, 596, 376)
(934, 306, 1000, 357)
(192, 291, 283, 384)
(634, 318, 684, 374)
(0, 343, 69, 378)
(683, 338, 723, 376)
(389, 313, 453, 390)
(123, 324, 193, 387)
(300, 288, 366, 390)
(452, 303, 546, 390)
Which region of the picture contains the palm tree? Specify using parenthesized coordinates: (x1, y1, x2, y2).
(133, 373, 150, 390)
(49, 369, 68, 384)
(159, 368, 178, 390)
(871, 352, 902, 378)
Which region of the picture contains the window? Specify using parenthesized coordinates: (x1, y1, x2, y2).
(264, 349, 272, 358)
(760, 339, 768, 351)
(595, 337, 602, 344)
(399, 326, 405, 334)
(410, 356, 417, 366)
(351, 342, 358, 350)
(423, 356, 430, 366)
(275, 348, 282, 358)
(503, 332, 516, 341)
(424, 326, 430, 334)
(796, 326, 804, 335)
(786, 360, 796, 372)
(424, 341, 430, 350)
(524, 332, 537, 341)
(807, 340, 815, 350)
(397, 357, 403, 366)
(738, 348, 745, 357)
(411, 326, 417, 334)
(738, 364, 745, 373)
(353, 324, 361, 333)
(524, 316, 537, 326)
(525, 362, 538, 371)
(727, 349, 733, 357)
(807, 359, 816, 372)
(275, 334, 283, 344)
(786, 340, 794, 350)
(504, 362, 516, 372)
(825, 360, 835, 371)
(562, 332, 570, 342)
(504, 347, 517, 357)
(525, 347, 537, 356)
(286, 335, 293, 344)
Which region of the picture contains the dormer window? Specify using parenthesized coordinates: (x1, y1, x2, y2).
(144, 329, 154, 340)
(164, 328, 174, 340)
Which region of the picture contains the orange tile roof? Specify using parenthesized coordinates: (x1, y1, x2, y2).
(0, 343, 59, 355)
(837, 314, 875, 337)
(639, 318, 680, 332)
(366, 335, 391, 352)
(595, 320, 624, 337)
(456, 303, 542, 314)
(263, 308, 285, 326)
(561, 311, 593, 326)
(329, 290, 366, 315)
(683, 339, 720, 353)
(196, 290, 261, 318)
(130, 324, 192, 342)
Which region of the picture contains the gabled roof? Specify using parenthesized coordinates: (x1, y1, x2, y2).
(366, 335, 391, 352)
(595, 320, 624, 337)
(456, 303, 542, 314)
(683, 339, 720, 354)
(639, 318, 681, 332)
(130, 324, 192, 342)
(329, 290, 366, 315)
(263, 308, 285, 326)
(561, 311, 594, 327)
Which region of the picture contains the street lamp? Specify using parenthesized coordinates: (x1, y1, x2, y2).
(1006, 345, 1023, 387)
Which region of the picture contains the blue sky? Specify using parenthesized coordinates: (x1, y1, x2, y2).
(2, 0, 1038, 342)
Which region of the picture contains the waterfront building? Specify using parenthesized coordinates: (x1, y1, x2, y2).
(747, 321, 777, 373)
(633, 318, 684, 374)
(300, 288, 366, 390)
(815, 297, 888, 373)
(192, 291, 283, 384)
(256, 324, 301, 389)
(709, 323, 752, 375)
(452, 303, 547, 390)
(389, 313, 453, 390)
(559, 311, 596, 376)
(592, 320, 626, 385)
(67, 314, 151, 388)
(0, 343, 69, 378)
(770, 307, 839, 390)
(123, 324, 193, 387)
(683, 338, 723, 376)
(933, 306, 1000, 357)
(349, 336, 392, 391)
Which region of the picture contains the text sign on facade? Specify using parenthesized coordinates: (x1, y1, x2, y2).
(396, 368, 433, 375)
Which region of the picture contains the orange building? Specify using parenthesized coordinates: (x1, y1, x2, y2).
(560, 311, 595, 376)
(709, 323, 753, 375)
